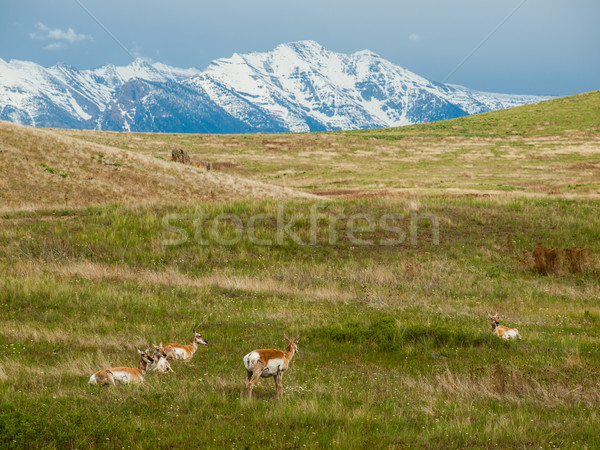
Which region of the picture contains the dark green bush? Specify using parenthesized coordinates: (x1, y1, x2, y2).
(323, 316, 498, 351)
(324, 316, 401, 350)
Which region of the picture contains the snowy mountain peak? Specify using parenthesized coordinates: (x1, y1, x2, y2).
(51, 61, 75, 70)
(131, 57, 152, 66)
(354, 48, 380, 58)
(0, 41, 551, 133)
(276, 40, 326, 54)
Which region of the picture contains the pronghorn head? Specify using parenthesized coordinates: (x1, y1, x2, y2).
(152, 343, 168, 360)
(192, 327, 208, 346)
(488, 313, 500, 330)
(152, 343, 174, 373)
(284, 334, 301, 355)
(152, 343, 164, 351)
(137, 348, 155, 368)
(152, 342, 167, 359)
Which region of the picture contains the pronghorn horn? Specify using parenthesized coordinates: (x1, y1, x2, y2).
(295, 334, 301, 341)
(283, 334, 291, 341)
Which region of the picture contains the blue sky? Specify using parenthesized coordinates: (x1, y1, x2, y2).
(1, 0, 598, 96)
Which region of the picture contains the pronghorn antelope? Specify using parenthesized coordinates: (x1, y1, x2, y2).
(243, 334, 300, 399)
(150, 344, 174, 374)
(89, 349, 154, 386)
(489, 313, 521, 340)
(162, 328, 208, 361)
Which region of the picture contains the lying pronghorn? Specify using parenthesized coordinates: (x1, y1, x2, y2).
(489, 313, 521, 340)
(150, 344, 174, 374)
(243, 334, 300, 399)
(162, 328, 208, 361)
(89, 349, 154, 386)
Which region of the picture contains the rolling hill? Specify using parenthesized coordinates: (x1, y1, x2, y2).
(53, 90, 600, 200)
(0, 121, 317, 211)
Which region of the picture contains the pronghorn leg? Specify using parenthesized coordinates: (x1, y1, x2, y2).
(247, 363, 263, 399)
(273, 374, 279, 397)
(277, 372, 284, 398)
(245, 371, 253, 390)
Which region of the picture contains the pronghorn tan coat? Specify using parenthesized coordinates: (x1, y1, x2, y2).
(162, 329, 208, 361)
(243, 334, 300, 399)
(489, 314, 521, 340)
(89, 350, 153, 386)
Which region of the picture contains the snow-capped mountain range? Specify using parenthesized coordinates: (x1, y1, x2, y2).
(0, 40, 550, 133)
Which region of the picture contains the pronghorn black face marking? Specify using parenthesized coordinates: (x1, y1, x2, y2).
(193, 334, 208, 346)
(192, 327, 208, 346)
(138, 349, 154, 366)
(488, 314, 500, 330)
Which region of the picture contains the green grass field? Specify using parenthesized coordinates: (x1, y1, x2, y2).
(1, 92, 600, 448)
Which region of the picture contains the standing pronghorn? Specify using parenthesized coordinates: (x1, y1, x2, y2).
(162, 328, 208, 361)
(489, 313, 521, 340)
(150, 344, 175, 374)
(89, 349, 154, 386)
(243, 334, 300, 399)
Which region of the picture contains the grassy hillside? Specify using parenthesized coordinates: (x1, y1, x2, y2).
(363, 90, 600, 138)
(0, 122, 316, 212)
(56, 90, 600, 198)
(1, 92, 599, 448)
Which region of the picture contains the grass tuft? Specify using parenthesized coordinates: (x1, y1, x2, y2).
(527, 244, 597, 276)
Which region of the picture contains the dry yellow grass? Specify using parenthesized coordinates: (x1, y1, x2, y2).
(423, 367, 600, 408)
(6, 259, 353, 304)
(54, 123, 600, 200)
(0, 121, 319, 211)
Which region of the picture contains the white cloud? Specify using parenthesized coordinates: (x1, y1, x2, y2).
(30, 22, 93, 49)
(43, 42, 66, 51)
(408, 33, 422, 41)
